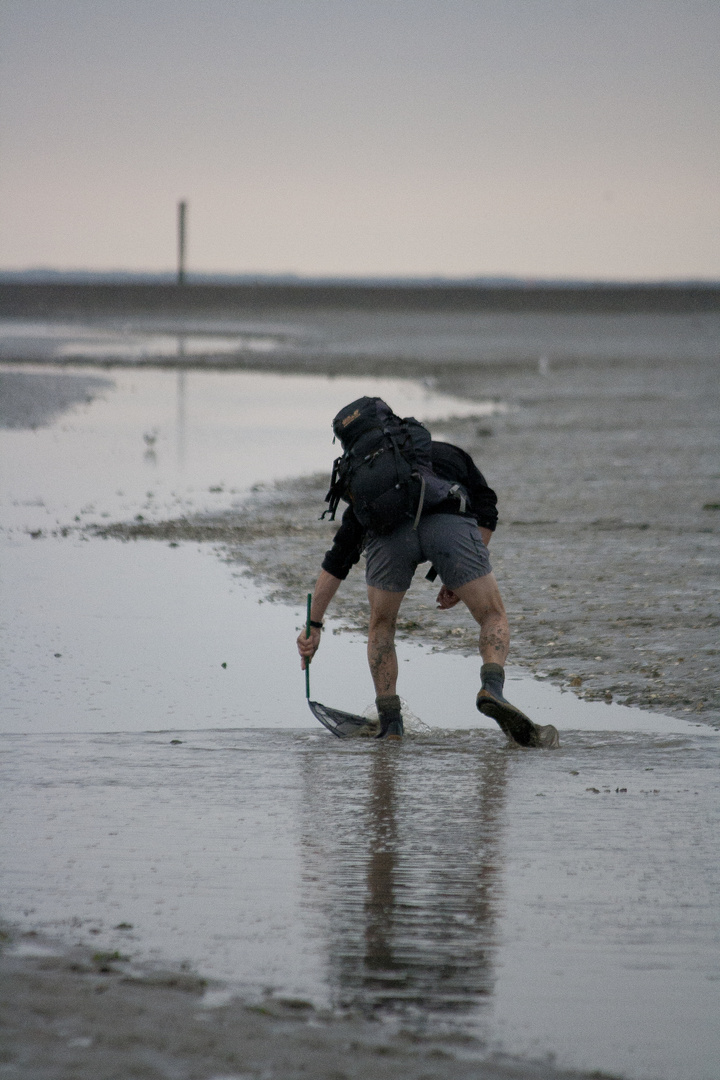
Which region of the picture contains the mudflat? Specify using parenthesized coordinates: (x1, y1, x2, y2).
(2, 298, 719, 1080)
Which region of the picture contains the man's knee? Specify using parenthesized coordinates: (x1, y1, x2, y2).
(368, 587, 404, 631)
(455, 573, 507, 622)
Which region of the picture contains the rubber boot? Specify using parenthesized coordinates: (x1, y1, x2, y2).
(376, 694, 404, 740)
(476, 663, 559, 748)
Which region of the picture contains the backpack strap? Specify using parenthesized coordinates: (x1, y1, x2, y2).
(387, 421, 426, 529)
(449, 483, 467, 514)
(321, 456, 344, 521)
(412, 472, 426, 529)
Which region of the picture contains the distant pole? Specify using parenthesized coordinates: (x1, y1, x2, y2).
(177, 200, 187, 285)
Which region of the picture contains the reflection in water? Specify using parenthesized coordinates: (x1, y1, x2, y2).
(300, 739, 507, 1023)
(143, 427, 159, 465)
(364, 753, 397, 987)
(176, 368, 187, 469)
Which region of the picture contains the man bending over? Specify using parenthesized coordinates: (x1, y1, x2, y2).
(296, 397, 558, 748)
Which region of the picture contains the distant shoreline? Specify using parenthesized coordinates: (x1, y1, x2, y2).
(2, 279, 719, 317)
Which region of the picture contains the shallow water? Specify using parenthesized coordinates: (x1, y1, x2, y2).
(2, 363, 720, 1080)
(0, 364, 500, 535)
(2, 726, 718, 1079)
(1, 535, 709, 738)
(1, 309, 719, 366)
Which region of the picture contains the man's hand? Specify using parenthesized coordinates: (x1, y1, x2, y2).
(297, 626, 322, 669)
(436, 585, 461, 609)
(297, 571, 342, 669)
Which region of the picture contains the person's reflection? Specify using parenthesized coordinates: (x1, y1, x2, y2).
(300, 736, 509, 1023)
(176, 368, 187, 469)
(363, 751, 398, 985)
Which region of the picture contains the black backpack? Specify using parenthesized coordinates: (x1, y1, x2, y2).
(322, 397, 467, 535)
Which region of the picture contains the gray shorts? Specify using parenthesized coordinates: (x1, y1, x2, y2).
(364, 514, 492, 593)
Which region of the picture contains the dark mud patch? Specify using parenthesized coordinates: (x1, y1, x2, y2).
(0, 929, 618, 1080)
(0, 369, 113, 429)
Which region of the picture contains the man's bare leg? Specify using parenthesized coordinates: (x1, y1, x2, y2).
(452, 572, 510, 665)
(367, 586, 405, 739)
(453, 574, 559, 749)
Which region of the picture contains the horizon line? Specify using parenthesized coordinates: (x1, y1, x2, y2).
(2, 269, 719, 288)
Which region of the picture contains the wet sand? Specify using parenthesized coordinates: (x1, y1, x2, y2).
(0, 934, 612, 1080)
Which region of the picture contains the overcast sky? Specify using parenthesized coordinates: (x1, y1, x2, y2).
(1, 0, 718, 279)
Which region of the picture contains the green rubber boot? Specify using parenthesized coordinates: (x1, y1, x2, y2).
(476, 664, 559, 748)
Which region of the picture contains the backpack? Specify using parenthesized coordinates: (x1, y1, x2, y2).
(322, 397, 467, 535)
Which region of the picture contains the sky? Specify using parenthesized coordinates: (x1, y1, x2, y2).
(1, 0, 718, 280)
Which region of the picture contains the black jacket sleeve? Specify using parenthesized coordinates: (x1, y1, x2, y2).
(429, 442, 499, 531)
(321, 504, 365, 580)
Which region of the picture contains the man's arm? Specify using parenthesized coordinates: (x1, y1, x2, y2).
(430, 442, 498, 533)
(296, 505, 364, 667)
(321, 504, 364, 580)
(296, 569, 343, 669)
